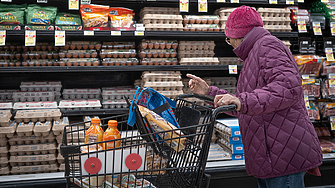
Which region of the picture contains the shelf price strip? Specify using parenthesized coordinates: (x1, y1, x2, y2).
(25, 30, 36, 47)
(198, 0, 207, 12)
(180, 0, 189, 12)
(55, 31, 65, 46)
(229, 65, 237, 74)
(331, 22, 335, 36)
(326, 48, 335, 62)
(313, 22, 322, 35)
(0, 30, 5, 46)
(298, 20, 307, 33)
(69, 0, 79, 10)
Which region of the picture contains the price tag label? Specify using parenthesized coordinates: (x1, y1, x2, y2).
(81, 0, 90, 4)
(198, 0, 207, 12)
(229, 65, 238, 74)
(1, 0, 12, 2)
(298, 20, 307, 33)
(331, 22, 335, 36)
(321, 0, 328, 2)
(25, 30, 36, 47)
(331, 116, 335, 131)
(286, 0, 294, 4)
(0, 30, 5, 46)
(297, 0, 304, 2)
(55, 31, 65, 46)
(269, 0, 278, 4)
(69, 0, 79, 10)
(313, 22, 322, 35)
(217, 0, 225, 2)
(111, 31, 121, 36)
(304, 95, 310, 109)
(180, 0, 189, 12)
(302, 75, 310, 79)
(231, 0, 239, 3)
(37, 0, 47, 3)
(135, 31, 144, 36)
(84, 31, 94, 36)
(326, 48, 335, 61)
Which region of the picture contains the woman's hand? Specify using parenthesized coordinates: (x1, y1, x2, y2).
(214, 94, 241, 111)
(186, 74, 210, 95)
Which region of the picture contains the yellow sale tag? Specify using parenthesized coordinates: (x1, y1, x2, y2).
(321, 0, 328, 2)
(304, 96, 310, 109)
(269, 0, 278, 4)
(298, 20, 307, 33)
(286, 0, 294, 4)
(297, 0, 304, 2)
(217, 0, 225, 2)
(198, 0, 207, 12)
(55, 31, 65, 46)
(231, 0, 239, 3)
(111, 31, 121, 36)
(313, 22, 322, 35)
(331, 117, 335, 131)
(180, 0, 189, 12)
(326, 48, 335, 61)
(84, 31, 94, 36)
(135, 31, 144, 36)
(0, 30, 5, 46)
(69, 0, 79, 10)
(25, 30, 36, 46)
(331, 22, 335, 36)
(229, 65, 238, 74)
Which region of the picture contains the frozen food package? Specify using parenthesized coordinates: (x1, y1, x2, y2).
(55, 12, 81, 25)
(294, 55, 324, 76)
(25, 4, 58, 25)
(109, 7, 135, 29)
(80, 4, 109, 28)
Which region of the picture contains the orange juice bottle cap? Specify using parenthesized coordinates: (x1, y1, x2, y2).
(108, 120, 117, 127)
(91, 118, 100, 124)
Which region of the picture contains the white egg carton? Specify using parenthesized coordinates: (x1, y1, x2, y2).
(142, 14, 183, 24)
(257, 7, 290, 17)
(140, 7, 180, 15)
(0, 90, 17, 101)
(0, 166, 9, 175)
(142, 71, 182, 82)
(9, 153, 57, 166)
(9, 143, 57, 156)
(101, 87, 136, 100)
(178, 41, 215, 51)
(33, 121, 52, 136)
(13, 101, 58, 111)
(0, 102, 13, 110)
(262, 17, 291, 26)
(0, 156, 8, 167)
(102, 100, 128, 109)
(62, 88, 101, 100)
(14, 109, 61, 123)
(263, 25, 292, 32)
(144, 24, 183, 31)
(143, 81, 184, 91)
(8, 132, 55, 145)
(179, 57, 220, 65)
(0, 121, 17, 138)
(20, 81, 62, 92)
(178, 51, 215, 58)
(59, 99, 102, 110)
(214, 8, 237, 17)
(12, 91, 56, 102)
(0, 146, 8, 157)
(16, 122, 35, 137)
(10, 163, 58, 175)
(0, 110, 11, 126)
(52, 117, 69, 136)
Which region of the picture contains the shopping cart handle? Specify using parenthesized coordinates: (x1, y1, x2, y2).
(214, 104, 237, 113)
(174, 93, 215, 103)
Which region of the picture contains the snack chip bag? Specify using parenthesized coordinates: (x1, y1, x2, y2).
(80, 4, 109, 28)
(109, 7, 134, 28)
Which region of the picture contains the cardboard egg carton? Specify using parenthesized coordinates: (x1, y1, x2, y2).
(142, 14, 183, 25)
(8, 132, 55, 145)
(34, 121, 52, 136)
(0, 146, 8, 157)
(58, 163, 65, 172)
(140, 58, 178, 66)
(0, 90, 17, 101)
(257, 8, 290, 17)
(263, 25, 292, 32)
(138, 49, 177, 59)
(21, 51, 58, 60)
(262, 17, 291, 26)
(59, 58, 100, 67)
(14, 109, 61, 122)
(102, 87, 136, 100)
(218, 57, 243, 65)
(57, 153, 64, 164)
(0, 121, 17, 138)
(282, 40, 291, 49)
(16, 122, 35, 137)
(183, 15, 220, 25)
(13, 102, 58, 111)
(0, 102, 13, 110)
(179, 41, 215, 49)
(142, 71, 181, 82)
(0, 110, 11, 126)
(52, 117, 69, 136)
(143, 81, 184, 91)
(102, 100, 128, 109)
(140, 7, 180, 16)
(0, 166, 10, 175)
(144, 24, 183, 31)
(58, 99, 102, 110)
(178, 51, 215, 58)
(10, 163, 58, 175)
(57, 127, 85, 143)
(9, 153, 57, 166)
(12, 91, 55, 102)
(101, 58, 139, 66)
(20, 81, 62, 92)
(62, 88, 101, 100)
(59, 50, 98, 59)
(0, 156, 8, 167)
(9, 143, 57, 156)
(139, 40, 178, 50)
(0, 137, 6, 147)
(179, 57, 220, 65)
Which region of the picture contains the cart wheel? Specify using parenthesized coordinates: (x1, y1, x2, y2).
(125, 153, 142, 170)
(84, 157, 102, 174)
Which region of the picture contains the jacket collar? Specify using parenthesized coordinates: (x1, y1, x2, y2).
(233, 27, 271, 61)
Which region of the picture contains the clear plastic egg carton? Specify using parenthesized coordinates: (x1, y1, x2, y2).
(101, 58, 139, 66)
(14, 109, 61, 123)
(263, 25, 292, 32)
(100, 49, 137, 59)
(52, 117, 69, 136)
(59, 50, 98, 59)
(23, 42, 59, 51)
(9, 143, 57, 156)
(20, 81, 62, 92)
(178, 41, 215, 51)
(138, 49, 177, 59)
(0, 110, 11, 126)
(9, 153, 57, 166)
(178, 51, 215, 58)
(257, 8, 290, 18)
(59, 58, 100, 67)
(102, 87, 136, 100)
(0, 50, 21, 60)
(0, 166, 10, 175)
(16, 122, 35, 137)
(59, 99, 102, 110)
(210, 77, 237, 87)
(142, 14, 183, 25)
(139, 40, 178, 50)
(12, 91, 55, 102)
(262, 17, 291, 26)
(179, 57, 220, 65)
(142, 71, 182, 82)
(8, 132, 55, 146)
(143, 81, 184, 91)
(183, 24, 220, 32)
(0, 43, 22, 51)
(140, 7, 180, 16)
(61, 41, 102, 51)
(21, 59, 59, 67)
(0, 90, 18, 101)
(0, 146, 8, 157)
(144, 24, 184, 31)
(33, 121, 52, 137)
(21, 51, 59, 60)
(102, 42, 136, 49)
(183, 15, 220, 25)
(218, 57, 243, 65)
(10, 163, 58, 175)
(62, 88, 101, 100)
(0, 156, 8, 167)
(102, 100, 128, 109)
(140, 58, 178, 66)
(0, 121, 17, 138)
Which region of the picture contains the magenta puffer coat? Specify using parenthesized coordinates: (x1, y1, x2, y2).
(208, 27, 322, 179)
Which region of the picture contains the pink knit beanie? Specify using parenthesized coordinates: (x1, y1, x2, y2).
(225, 6, 263, 39)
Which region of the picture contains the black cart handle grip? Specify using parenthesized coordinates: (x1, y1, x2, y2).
(174, 93, 215, 103)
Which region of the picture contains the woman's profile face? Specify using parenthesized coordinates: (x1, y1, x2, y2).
(226, 38, 244, 49)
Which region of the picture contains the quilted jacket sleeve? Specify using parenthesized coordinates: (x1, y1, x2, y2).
(238, 39, 302, 116)
(207, 86, 238, 117)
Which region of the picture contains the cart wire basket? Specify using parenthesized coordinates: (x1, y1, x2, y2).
(61, 93, 236, 188)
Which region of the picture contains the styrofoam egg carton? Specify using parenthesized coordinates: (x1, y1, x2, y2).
(102, 100, 128, 109)
(102, 88, 136, 100)
(143, 81, 184, 90)
(179, 57, 220, 65)
(59, 99, 101, 110)
(8, 133, 55, 145)
(14, 109, 61, 123)
(0, 146, 8, 157)
(20, 81, 62, 92)
(0, 102, 13, 110)
(33, 121, 52, 136)
(52, 117, 69, 136)
(0, 156, 8, 167)
(9, 143, 57, 156)
(0, 121, 17, 138)
(12, 91, 55, 102)
(13, 101, 58, 111)
(10, 163, 58, 175)
(16, 122, 35, 137)
(0, 110, 11, 126)
(62, 88, 101, 99)
(0, 90, 18, 101)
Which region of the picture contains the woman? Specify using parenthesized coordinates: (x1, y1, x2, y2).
(187, 6, 322, 188)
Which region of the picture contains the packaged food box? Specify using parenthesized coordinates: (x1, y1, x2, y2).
(33, 121, 52, 136)
(0, 166, 10, 175)
(8, 132, 55, 145)
(20, 81, 62, 92)
(14, 109, 61, 122)
(61, 41, 102, 51)
(139, 40, 178, 50)
(9, 143, 57, 156)
(12, 91, 55, 102)
(9, 153, 57, 166)
(138, 49, 177, 59)
(0, 156, 8, 167)
(16, 122, 35, 137)
(62, 88, 101, 100)
(179, 57, 220, 65)
(101, 58, 139, 66)
(0, 146, 8, 157)
(0, 121, 17, 138)
(100, 49, 136, 59)
(102, 42, 135, 49)
(52, 117, 69, 136)
(295, 55, 325, 76)
(140, 58, 177, 66)
(0, 110, 11, 126)
(10, 163, 58, 175)
(59, 50, 98, 59)
(59, 58, 100, 66)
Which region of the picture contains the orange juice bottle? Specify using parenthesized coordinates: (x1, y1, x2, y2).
(103, 120, 121, 149)
(85, 118, 104, 150)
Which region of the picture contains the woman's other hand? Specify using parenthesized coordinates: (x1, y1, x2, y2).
(214, 94, 241, 111)
(186, 74, 210, 95)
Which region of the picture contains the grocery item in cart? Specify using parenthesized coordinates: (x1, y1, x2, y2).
(26, 4, 57, 25)
(109, 7, 135, 30)
(104, 120, 121, 149)
(84, 118, 104, 150)
(80, 4, 109, 29)
(55, 12, 81, 25)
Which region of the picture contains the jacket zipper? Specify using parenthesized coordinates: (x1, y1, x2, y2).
(264, 127, 271, 163)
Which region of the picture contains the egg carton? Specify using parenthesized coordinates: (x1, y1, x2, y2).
(138, 49, 177, 59)
(179, 57, 220, 65)
(257, 7, 290, 17)
(262, 17, 291, 26)
(139, 40, 178, 50)
(0, 121, 17, 138)
(16, 122, 35, 137)
(0, 146, 8, 157)
(178, 51, 215, 58)
(282, 40, 291, 49)
(10, 163, 58, 175)
(61, 41, 102, 51)
(9, 143, 57, 156)
(58, 58, 100, 67)
(21, 59, 59, 67)
(0, 166, 10, 175)
(101, 99, 128, 109)
(0, 137, 6, 147)
(102, 42, 136, 49)
(140, 7, 180, 15)
(0, 157, 8, 167)
(59, 50, 98, 59)
(183, 24, 220, 32)
(20, 81, 62, 92)
(142, 71, 181, 82)
(144, 24, 183, 31)
(214, 7, 238, 16)
(0, 43, 22, 51)
(14, 109, 61, 122)
(178, 41, 215, 51)
(62, 88, 101, 100)
(143, 81, 184, 90)
(58, 163, 65, 171)
(0, 90, 18, 101)
(52, 117, 69, 136)
(0, 110, 11, 126)
(210, 77, 237, 86)
(99, 49, 136, 59)
(21, 51, 59, 60)
(101, 58, 139, 66)
(8, 132, 55, 145)
(102, 87, 136, 100)
(33, 121, 52, 137)
(57, 153, 64, 164)
(56, 131, 85, 143)
(140, 58, 178, 66)
(9, 153, 57, 166)
(263, 25, 292, 32)
(22, 42, 59, 51)
(218, 57, 243, 65)
(12, 91, 56, 102)
(183, 15, 220, 24)
(0, 51, 21, 60)
(59, 99, 101, 110)
(142, 14, 183, 25)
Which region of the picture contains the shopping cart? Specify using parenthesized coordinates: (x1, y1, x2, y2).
(61, 93, 236, 188)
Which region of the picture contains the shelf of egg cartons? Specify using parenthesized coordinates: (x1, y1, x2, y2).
(138, 40, 178, 66)
(0, 44, 22, 67)
(0, 90, 18, 102)
(18, 81, 62, 104)
(138, 71, 184, 99)
(257, 8, 292, 32)
(183, 15, 221, 32)
(178, 41, 215, 59)
(140, 7, 183, 31)
(100, 42, 138, 66)
(101, 86, 136, 109)
(58, 41, 101, 67)
(181, 78, 212, 106)
(0, 110, 12, 176)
